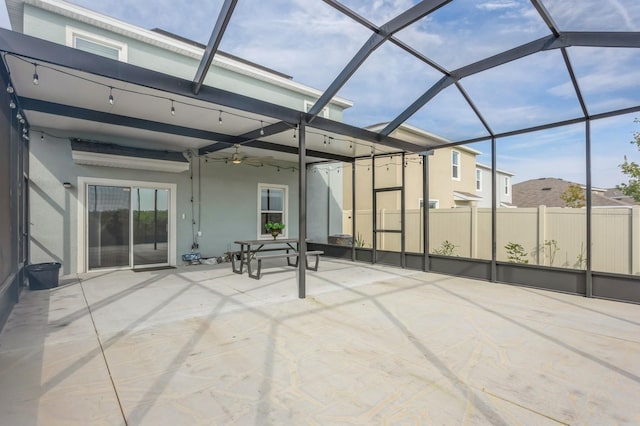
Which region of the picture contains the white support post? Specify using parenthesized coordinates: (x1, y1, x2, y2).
(538, 205, 546, 265)
(632, 206, 640, 274)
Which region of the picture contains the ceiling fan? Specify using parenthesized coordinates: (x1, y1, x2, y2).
(228, 144, 272, 165)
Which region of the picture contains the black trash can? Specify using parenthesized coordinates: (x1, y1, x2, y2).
(26, 262, 61, 290)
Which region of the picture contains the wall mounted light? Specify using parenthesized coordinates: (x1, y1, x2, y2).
(63, 182, 72, 189)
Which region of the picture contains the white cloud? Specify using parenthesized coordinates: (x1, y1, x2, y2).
(476, 1, 519, 11)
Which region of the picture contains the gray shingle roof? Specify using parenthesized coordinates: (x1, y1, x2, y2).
(512, 178, 634, 208)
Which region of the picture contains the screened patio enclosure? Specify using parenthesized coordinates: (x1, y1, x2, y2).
(1, 0, 640, 310)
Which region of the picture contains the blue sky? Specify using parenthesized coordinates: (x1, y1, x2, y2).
(1, 0, 639, 187)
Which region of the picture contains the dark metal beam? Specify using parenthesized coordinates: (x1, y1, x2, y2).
(384, 30, 640, 135)
(298, 119, 307, 299)
(199, 121, 292, 153)
(244, 139, 354, 163)
(585, 120, 593, 297)
(455, 82, 494, 136)
(20, 97, 238, 143)
(0, 30, 427, 154)
(309, 114, 431, 153)
(308, 0, 453, 121)
(530, 0, 560, 37)
(307, 32, 385, 120)
(380, 75, 456, 136)
(561, 31, 640, 48)
(320, 0, 379, 32)
(20, 97, 354, 162)
(384, 39, 557, 135)
(445, 103, 640, 147)
(322, 0, 451, 75)
(192, 0, 238, 95)
(561, 48, 589, 117)
(454, 35, 557, 79)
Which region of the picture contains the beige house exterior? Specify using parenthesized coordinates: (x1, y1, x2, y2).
(343, 124, 490, 212)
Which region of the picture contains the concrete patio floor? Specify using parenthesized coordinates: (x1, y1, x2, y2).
(1, 258, 639, 425)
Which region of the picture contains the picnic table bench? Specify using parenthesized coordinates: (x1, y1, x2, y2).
(247, 250, 324, 280)
(230, 238, 323, 279)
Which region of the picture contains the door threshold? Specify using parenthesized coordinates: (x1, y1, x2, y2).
(132, 266, 176, 272)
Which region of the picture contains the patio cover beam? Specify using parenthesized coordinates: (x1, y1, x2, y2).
(192, 0, 238, 95)
(0, 29, 427, 154)
(19, 97, 238, 143)
(20, 98, 353, 162)
(307, 0, 452, 121)
(199, 121, 292, 153)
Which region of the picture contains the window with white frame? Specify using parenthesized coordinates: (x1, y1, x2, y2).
(503, 176, 511, 195)
(66, 27, 128, 62)
(419, 198, 439, 209)
(258, 184, 287, 237)
(451, 150, 460, 180)
(476, 168, 482, 191)
(304, 100, 329, 118)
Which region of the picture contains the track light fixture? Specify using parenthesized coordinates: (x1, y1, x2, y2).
(293, 125, 297, 139)
(22, 133, 29, 141)
(170, 100, 175, 115)
(260, 120, 264, 136)
(218, 110, 223, 125)
(6, 82, 14, 94)
(108, 87, 114, 105)
(16, 112, 22, 120)
(9, 99, 16, 109)
(32, 64, 39, 85)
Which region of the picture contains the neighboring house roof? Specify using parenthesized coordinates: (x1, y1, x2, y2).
(512, 178, 634, 207)
(604, 187, 639, 204)
(6, 0, 353, 109)
(476, 162, 515, 176)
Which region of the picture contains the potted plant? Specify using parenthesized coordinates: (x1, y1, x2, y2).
(264, 221, 285, 239)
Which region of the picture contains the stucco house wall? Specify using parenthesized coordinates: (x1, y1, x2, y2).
(29, 134, 301, 274)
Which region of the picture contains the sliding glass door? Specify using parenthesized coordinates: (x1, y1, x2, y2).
(132, 188, 169, 267)
(88, 185, 131, 269)
(87, 185, 170, 270)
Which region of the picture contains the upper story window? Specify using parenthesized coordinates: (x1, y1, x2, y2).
(304, 100, 329, 118)
(476, 168, 482, 191)
(258, 183, 287, 238)
(451, 150, 460, 180)
(504, 176, 511, 196)
(66, 27, 128, 62)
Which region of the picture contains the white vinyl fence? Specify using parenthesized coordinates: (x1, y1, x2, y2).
(343, 206, 640, 275)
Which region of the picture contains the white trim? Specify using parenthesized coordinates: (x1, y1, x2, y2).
(257, 183, 288, 239)
(504, 176, 511, 196)
(476, 162, 515, 177)
(77, 177, 177, 273)
(451, 150, 461, 181)
(65, 25, 128, 61)
(453, 191, 483, 201)
(304, 100, 329, 118)
(419, 198, 439, 209)
(72, 151, 189, 173)
(9, 0, 353, 108)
